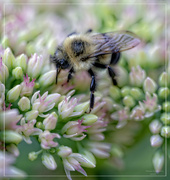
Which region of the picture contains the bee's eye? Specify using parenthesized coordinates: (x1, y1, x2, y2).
(59, 59, 69, 69)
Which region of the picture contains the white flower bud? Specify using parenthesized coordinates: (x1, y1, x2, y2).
(18, 96, 30, 111)
(25, 110, 39, 121)
(150, 135, 163, 147)
(0, 58, 9, 83)
(27, 53, 44, 79)
(12, 67, 23, 79)
(39, 70, 56, 87)
(58, 146, 72, 158)
(3, 47, 15, 71)
(4, 130, 23, 144)
(14, 54, 27, 72)
(43, 112, 58, 130)
(153, 151, 164, 173)
(143, 77, 157, 93)
(149, 120, 162, 134)
(42, 153, 57, 170)
(7, 85, 21, 103)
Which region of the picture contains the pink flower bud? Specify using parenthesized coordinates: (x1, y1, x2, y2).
(17, 118, 42, 144)
(58, 96, 78, 119)
(31, 91, 60, 115)
(20, 74, 35, 97)
(62, 119, 90, 141)
(130, 104, 145, 121)
(62, 152, 88, 179)
(39, 130, 60, 149)
(143, 92, 161, 112)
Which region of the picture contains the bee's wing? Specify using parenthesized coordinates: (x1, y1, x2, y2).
(89, 31, 141, 57)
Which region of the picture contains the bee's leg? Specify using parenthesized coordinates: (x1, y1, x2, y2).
(110, 52, 121, 65)
(107, 66, 117, 86)
(86, 29, 93, 33)
(67, 67, 74, 83)
(88, 69, 96, 113)
(67, 31, 77, 37)
(93, 62, 106, 69)
(93, 62, 117, 86)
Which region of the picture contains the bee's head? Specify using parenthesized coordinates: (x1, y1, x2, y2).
(50, 49, 70, 69)
(50, 49, 70, 83)
(56, 59, 70, 69)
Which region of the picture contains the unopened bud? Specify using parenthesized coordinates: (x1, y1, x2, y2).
(18, 96, 30, 111)
(121, 86, 131, 97)
(74, 101, 89, 114)
(39, 70, 56, 87)
(162, 102, 170, 112)
(3, 130, 22, 144)
(161, 126, 170, 138)
(80, 150, 96, 168)
(109, 86, 121, 100)
(130, 88, 143, 100)
(153, 151, 164, 173)
(123, 95, 135, 107)
(143, 77, 157, 93)
(12, 67, 23, 79)
(81, 114, 98, 125)
(159, 72, 168, 87)
(160, 113, 170, 125)
(3, 47, 15, 71)
(150, 135, 163, 147)
(27, 53, 44, 79)
(58, 146, 72, 158)
(0, 58, 9, 83)
(36, 122, 43, 129)
(129, 66, 146, 87)
(43, 112, 58, 130)
(158, 87, 169, 99)
(25, 110, 39, 121)
(42, 153, 57, 170)
(15, 54, 27, 72)
(7, 85, 21, 103)
(149, 120, 162, 134)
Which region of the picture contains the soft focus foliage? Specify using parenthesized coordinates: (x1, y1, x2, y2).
(0, 0, 169, 180)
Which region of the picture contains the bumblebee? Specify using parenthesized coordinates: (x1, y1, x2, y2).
(50, 29, 141, 112)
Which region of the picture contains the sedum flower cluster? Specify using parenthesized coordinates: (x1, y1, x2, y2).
(0, 47, 106, 179)
(0, 1, 169, 179)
